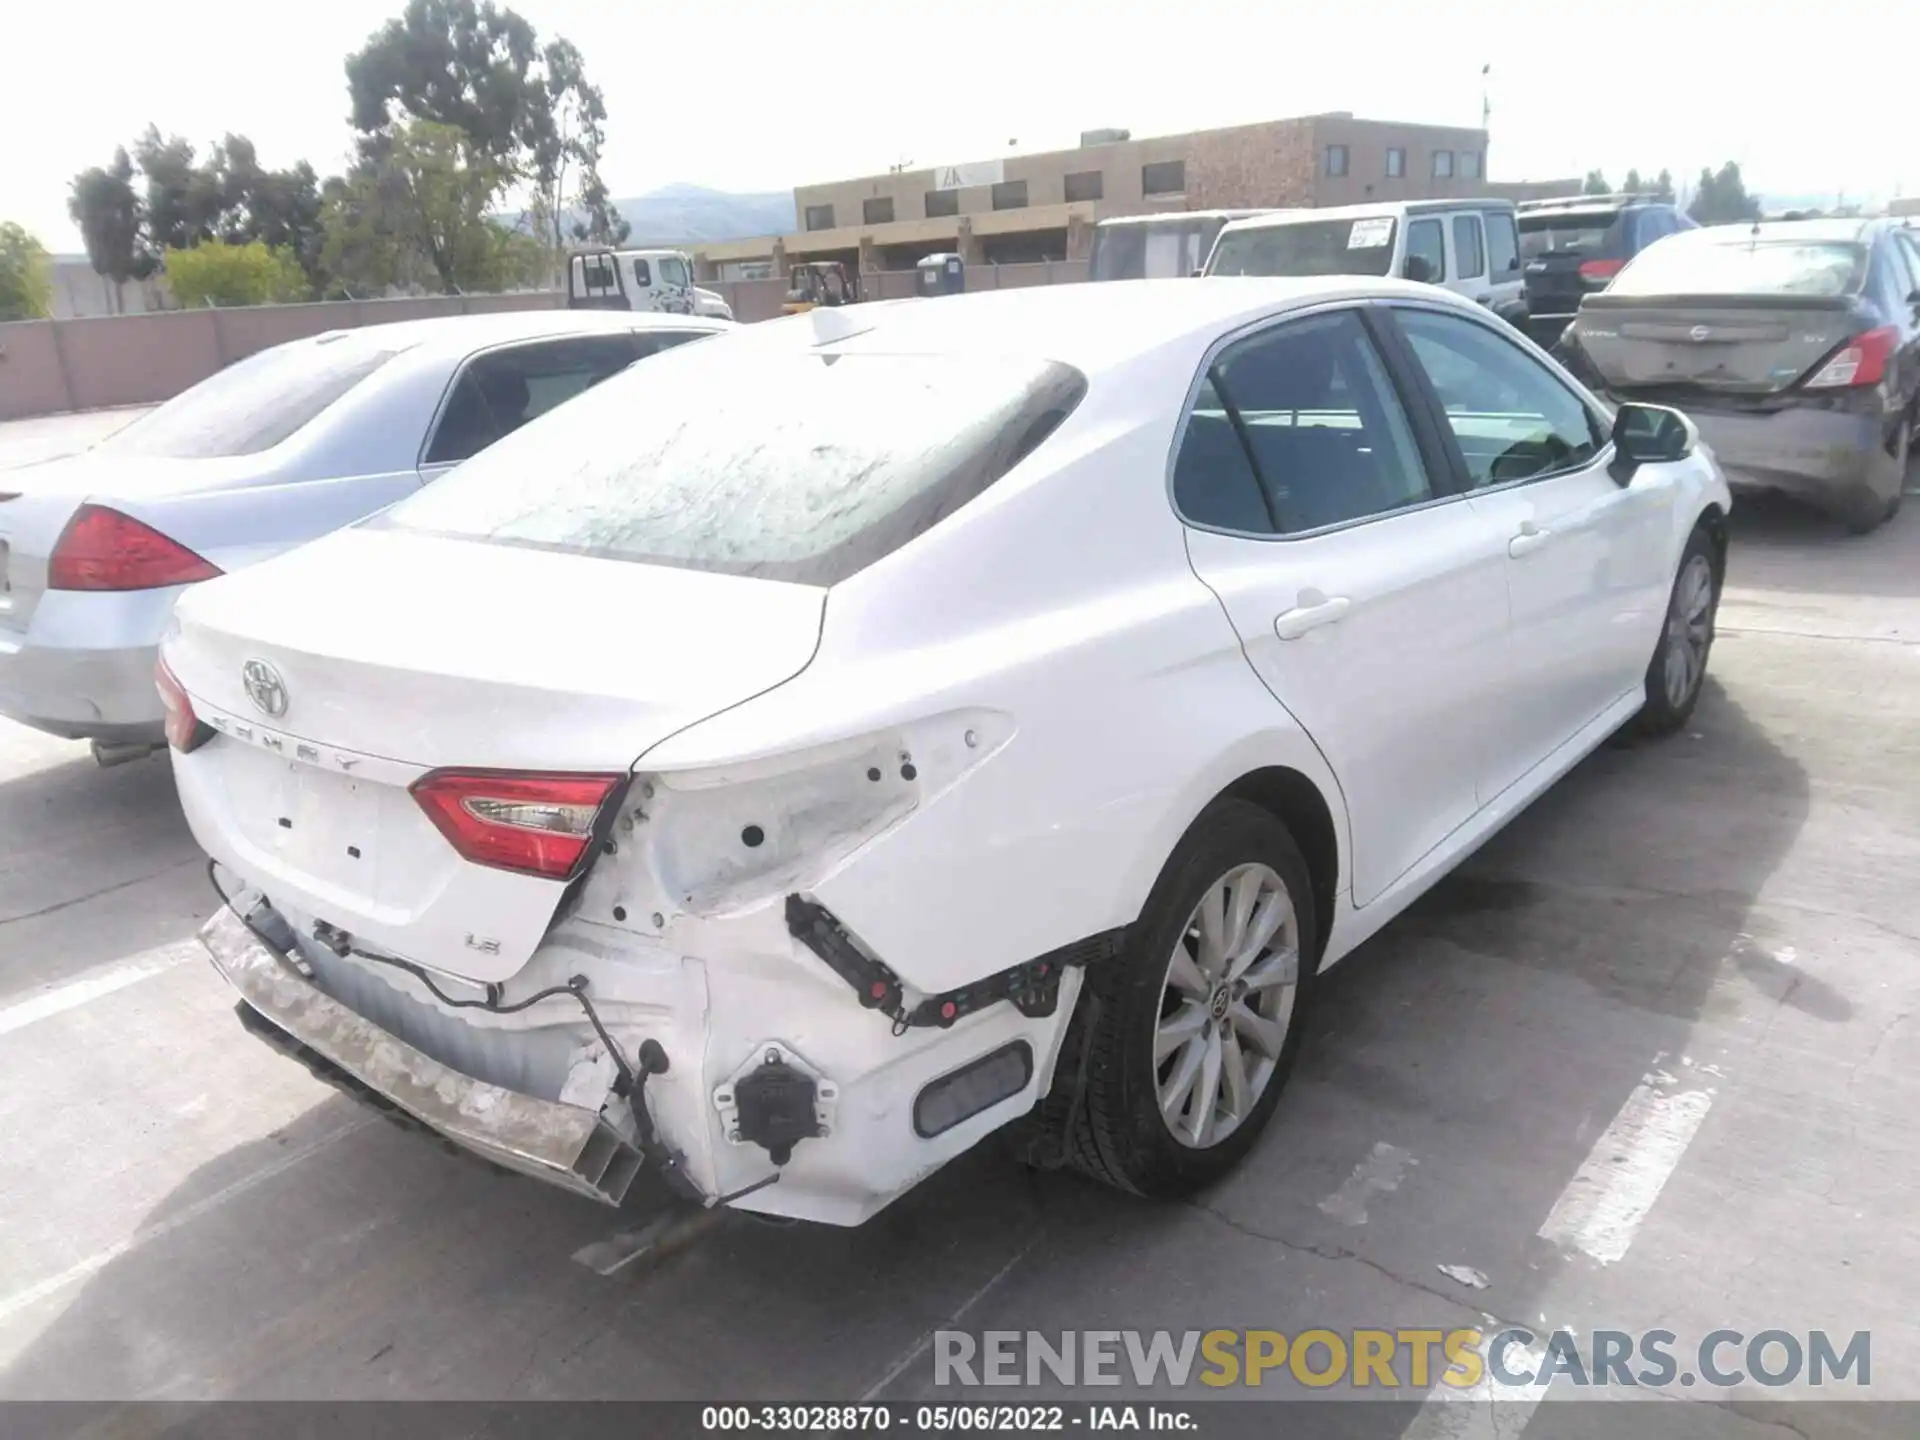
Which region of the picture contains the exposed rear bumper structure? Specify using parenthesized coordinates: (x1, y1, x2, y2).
(198, 906, 650, 1206)
(1689, 407, 1893, 512)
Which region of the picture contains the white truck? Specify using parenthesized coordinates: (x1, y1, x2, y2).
(568, 247, 735, 321)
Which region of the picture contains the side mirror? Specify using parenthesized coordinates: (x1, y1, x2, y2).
(1608, 402, 1695, 485)
(1402, 255, 1437, 284)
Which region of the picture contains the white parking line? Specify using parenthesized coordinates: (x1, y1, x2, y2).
(0, 942, 199, 1038)
(1400, 1332, 1549, 1440)
(1536, 1070, 1715, 1266)
(0, 1116, 372, 1324)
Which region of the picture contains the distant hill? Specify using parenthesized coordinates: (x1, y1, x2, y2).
(617, 183, 795, 242)
(505, 184, 795, 245)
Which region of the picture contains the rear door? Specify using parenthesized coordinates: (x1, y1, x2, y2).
(1483, 207, 1525, 312)
(1387, 304, 1674, 794)
(1176, 305, 1512, 907)
(1446, 211, 1490, 306)
(418, 333, 643, 480)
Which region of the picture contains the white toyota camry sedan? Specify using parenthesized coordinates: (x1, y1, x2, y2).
(161, 278, 1731, 1226)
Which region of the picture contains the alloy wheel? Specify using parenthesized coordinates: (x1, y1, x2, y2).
(1155, 862, 1300, 1149)
(1663, 554, 1715, 710)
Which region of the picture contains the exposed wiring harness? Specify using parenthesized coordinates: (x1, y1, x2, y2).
(204, 859, 704, 1202)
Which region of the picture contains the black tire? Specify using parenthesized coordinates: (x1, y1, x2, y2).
(1634, 525, 1720, 737)
(1841, 426, 1906, 535)
(1010, 800, 1317, 1197)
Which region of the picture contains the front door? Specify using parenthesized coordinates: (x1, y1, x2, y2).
(1175, 305, 1512, 907)
(1386, 304, 1675, 797)
(656, 253, 698, 314)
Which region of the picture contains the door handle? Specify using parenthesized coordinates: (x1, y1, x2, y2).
(1509, 521, 1551, 557)
(1274, 590, 1351, 640)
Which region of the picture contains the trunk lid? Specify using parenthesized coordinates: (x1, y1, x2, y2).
(166, 524, 826, 981)
(1569, 294, 1866, 400)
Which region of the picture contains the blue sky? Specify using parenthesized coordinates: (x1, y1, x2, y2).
(5, 0, 1908, 252)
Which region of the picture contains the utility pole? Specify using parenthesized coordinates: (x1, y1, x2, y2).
(1481, 63, 1491, 129)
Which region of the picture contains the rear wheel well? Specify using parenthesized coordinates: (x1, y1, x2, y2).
(1218, 767, 1339, 963)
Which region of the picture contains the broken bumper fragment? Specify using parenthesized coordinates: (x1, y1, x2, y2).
(199, 905, 655, 1206)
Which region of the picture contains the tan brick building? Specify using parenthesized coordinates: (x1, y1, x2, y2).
(693, 112, 1505, 280)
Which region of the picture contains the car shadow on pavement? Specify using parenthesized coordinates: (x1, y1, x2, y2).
(1725, 489, 1920, 601)
(0, 680, 1818, 1426)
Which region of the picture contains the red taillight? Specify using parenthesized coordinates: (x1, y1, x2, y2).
(154, 657, 211, 753)
(410, 770, 623, 880)
(49, 505, 222, 592)
(1802, 326, 1897, 390)
(1578, 258, 1625, 285)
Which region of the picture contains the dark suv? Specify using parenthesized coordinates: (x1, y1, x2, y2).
(1517, 194, 1696, 346)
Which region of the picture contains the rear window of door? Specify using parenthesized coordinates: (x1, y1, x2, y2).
(424, 334, 641, 467)
(1392, 308, 1604, 488)
(1172, 309, 1433, 536)
(1484, 210, 1520, 280)
(1452, 215, 1487, 280)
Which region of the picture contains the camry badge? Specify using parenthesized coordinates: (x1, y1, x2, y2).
(241, 659, 288, 718)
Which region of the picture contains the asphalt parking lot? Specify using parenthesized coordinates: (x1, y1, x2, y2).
(2, 410, 1917, 1435)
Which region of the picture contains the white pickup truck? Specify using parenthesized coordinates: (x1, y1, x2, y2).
(568, 248, 735, 321)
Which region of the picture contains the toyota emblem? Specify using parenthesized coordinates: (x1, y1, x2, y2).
(241, 659, 288, 718)
(1689, 325, 1712, 342)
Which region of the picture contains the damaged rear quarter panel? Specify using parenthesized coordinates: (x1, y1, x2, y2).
(628, 402, 1347, 996)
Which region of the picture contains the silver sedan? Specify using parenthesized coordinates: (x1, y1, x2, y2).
(0, 308, 729, 760)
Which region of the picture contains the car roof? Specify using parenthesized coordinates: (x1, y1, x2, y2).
(1096, 210, 1271, 228)
(1518, 194, 1667, 215)
(776, 276, 1487, 373)
(1218, 197, 1511, 238)
(288, 307, 722, 363)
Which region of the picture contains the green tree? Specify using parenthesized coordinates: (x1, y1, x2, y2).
(163, 240, 310, 307)
(1582, 169, 1610, 196)
(0, 222, 54, 321)
(346, 0, 621, 258)
(322, 120, 515, 294)
(1688, 162, 1760, 225)
(68, 147, 158, 300)
(1623, 168, 1644, 195)
(1653, 169, 1676, 205)
(133, 125, 220, 251)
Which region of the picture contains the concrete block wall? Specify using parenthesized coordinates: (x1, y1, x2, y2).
(0, 292, 563, 423)
(1, 268, 1093, 423)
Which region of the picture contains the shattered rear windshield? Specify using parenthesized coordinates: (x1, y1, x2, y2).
(378, 342, 1088, 586)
